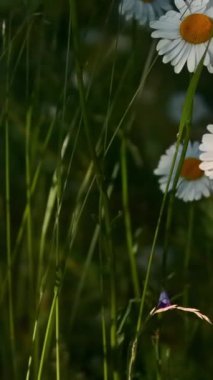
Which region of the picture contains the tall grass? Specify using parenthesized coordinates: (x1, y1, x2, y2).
(0, 1, 213, 380)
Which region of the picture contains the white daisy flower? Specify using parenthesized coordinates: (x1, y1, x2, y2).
(150, 0, 213, 73)
(154, 141, 213, 201)
(199, 124, 213, 179)
(119, 0, 172, 26)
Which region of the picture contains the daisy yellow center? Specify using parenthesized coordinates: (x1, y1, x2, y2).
(180, 158, 204, 180)
(180, 14, 213, 44)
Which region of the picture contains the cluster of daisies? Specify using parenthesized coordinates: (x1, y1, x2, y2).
(119, 0, 213, 73)
(119, 0, 213, 202)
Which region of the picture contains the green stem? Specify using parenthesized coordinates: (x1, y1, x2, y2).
(36, 289, 58, 380)
(55, 171, 61, 380)
(161, 194, 173, 285)
(5, 101, 16, 378)
(120, 134, 140, 298)
(184, 203, 194, 276)
(153, 331, 162, 380)
(183, 203, 194, 334)
(183, 203, 194, 310)
(0, 107, 56, 305)
(69, 163, 120, 328)
(161, 125, 191, 285)
(106, 42, 157, 157)
(26, 106, 34, 301)
(4, 19, 16, 378)
(99, 197, 109, 380)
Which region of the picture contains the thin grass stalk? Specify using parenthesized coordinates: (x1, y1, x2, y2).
(0, 89, 84, 306)
(67, 163, 95, 247)
(137, 41, 157, 96)
(119, 43, 156, 296)
(55, 170, 61, 380)
(120, 133, 140, 298)
(127, 48, 206, 380)
(55, 293, 60, 380)
(0, 28, 26, 134)
(36, 113, 80, 288)
(0, 108, 57, 305)
(160, 123, 191, 284)
(66, 57, 134, 250)
(69, 162, 120, 328)
(4, 19, 16, 378)
(24, 23, 158, 380)
(66, 165, 120, 380)
(65, 58, 134, 270)
(161, 194, 173, 285)
(101, 293, 109, 380)
(99, 189, 118, 380)
(69, 224, 100, 327)
(183, 203, 194, 333)
(69, 1, 119, 379)
(106, 44, 157, 157)
(0, 26, 37, 109)
(30, 138, 93, 378)
(161, 126, 191, 285)
(36, 129, 70, 288)
(61, 56, 136, 263)
(25, 18, 30, 99)
(100, 53, 136, 156)
(5, 83, 16, 379)
(29, 113, 77, 291)
(36, 289, 58, 380)
(25, 298, 42, 380)
(62, 0, 72, 122)
(25, 229, 62, 380)
(99, 196, 109, 380)
(153, 331, 162, 380)
(31, 76, 108, 380)
(31, 128, 75, 379)
(103, 14, 121, 152)
(184, 203, 194, 276)
(9, 28, 28, 89)
(0, 12, 41, 64)
(127, 121, 191, 380)
(37, 171, 57, 288)
(127, 158, 175, 379)
(25, 106, 34, 302)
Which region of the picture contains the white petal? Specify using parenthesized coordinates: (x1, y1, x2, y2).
(162, 39, 185, 63)
(200, 161, 213, 170)
(200, 152, 213, 160)
(200, 134, 213, 149)
(173, 44, 191, 73)
(207, 124, 213, 133)
(187, 46, 196, 73)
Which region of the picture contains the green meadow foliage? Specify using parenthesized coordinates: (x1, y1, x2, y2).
(0, 0, 213, 379)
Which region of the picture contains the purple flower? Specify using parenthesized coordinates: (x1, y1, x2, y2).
(157, 291, 171, 308)
(150, 291, 212, 324)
